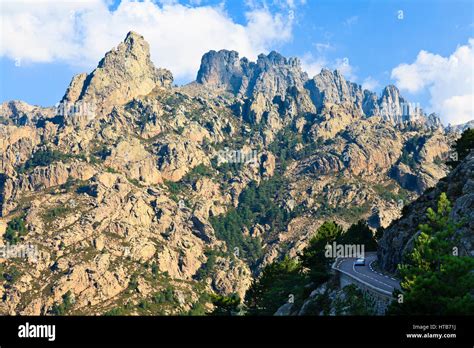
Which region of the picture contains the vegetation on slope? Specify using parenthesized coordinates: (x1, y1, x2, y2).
(244, 220, 377, 315)
(449, 128, 474, 167)
(210, 171, 303, 269)
(17, 148, 85, 173)
(388, 193, 474, 315)
(4, 215, 28, 245)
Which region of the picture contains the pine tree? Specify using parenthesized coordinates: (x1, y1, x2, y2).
(210, 293, 241, 316)
(299, 221, 343, 283)
(244, 256, 305, 315)
(389, 193, 474, 315)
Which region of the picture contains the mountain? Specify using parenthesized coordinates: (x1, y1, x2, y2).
(62, 31, 173, 116)
(378, 150, 474, 272)
(448, 120, 474, 133)
(0, 32, 460, 315)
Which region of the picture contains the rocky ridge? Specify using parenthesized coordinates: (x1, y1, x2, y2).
(0, 32, 460, 315)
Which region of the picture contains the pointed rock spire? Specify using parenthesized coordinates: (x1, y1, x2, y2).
(62, 31, 173, 115)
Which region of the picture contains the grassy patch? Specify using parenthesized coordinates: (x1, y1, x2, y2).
(42, 206, 72, 224)
(127, 178, 143, 187)
(105, 167, 119, 174)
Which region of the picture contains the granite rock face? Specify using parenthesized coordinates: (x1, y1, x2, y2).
(62, 31, 173, 115)
(0, 32, 463, 315)
(378, 151, 474, 272)
(196, 50, 244, 94)
(197, 50, 308, 98)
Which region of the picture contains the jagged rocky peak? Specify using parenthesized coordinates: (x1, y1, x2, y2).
(196, 49, 308, 98)
(62, 31, 173, 114)
(0, 100, 56, 126)
(363, 84, 444, 128)
(426, 113, 443, 129)
(195, 49, 442, 129)
(252, 51, 308, 98)
(196, 49, 244, 93)
(305, 68, 355, 108)
(256, 50, 302, 69)
(377, 84, 417, 123)
(379, 84, 405, 114)
(448, 120, 474, 133)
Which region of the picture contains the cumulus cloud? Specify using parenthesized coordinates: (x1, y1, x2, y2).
(391, 39, 474, 125)
(0, 0, 295, 82)
(301, 53, 358, 82)
(334, 57, 356, 81)
(361, 76, 379, 91)
(300, 53, 327, 77)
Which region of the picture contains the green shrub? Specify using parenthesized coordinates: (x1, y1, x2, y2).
(188, 163, 213, 177)
(127, 178, 143, 187)
(164, 180, 184, 202)
(333, 284, 376, 315)
(151, 262, 159, 278)
(17, 148, 79, 173)
(128, 274, 139, 292)
(4, 215, 27, 245)
(59, 177, 76, 192)
(212, 160, 243, 180)
(187, 300, 208, 316)
(3, 266, 21, 283)
(103, 307, 127, 316)
(338, 220, 378, 251)
(152, 287, 175, 304)
(105, 167, 119, 174)
(210, 293, 241, 316)
(194, 249, 220, 280)
(42, 206, 71, 224)
(399, 136, 425, 168)
(50, 291, 74, 315)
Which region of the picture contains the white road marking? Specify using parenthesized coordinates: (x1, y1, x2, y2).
(369, 260, 399, 283)
(350, 259, 395, 290)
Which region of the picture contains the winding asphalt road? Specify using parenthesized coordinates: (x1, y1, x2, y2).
(333, 252, 401, 295)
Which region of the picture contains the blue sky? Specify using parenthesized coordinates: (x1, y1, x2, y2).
(0, 0, 473, 124)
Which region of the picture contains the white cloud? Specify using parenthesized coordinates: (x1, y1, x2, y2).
(302, 52, 377, 92)
(0, 0, 295, 82)
(300, 53, 327, 77)
(334, 57, 356, 81)
(247, 0, 306, 10)
(284, 0, 306, 9)
(301, 53, 357, 81)
(315, 42, 333, 53)
(391, 39, 474, 125)
(343, 15, 358, 27)
(361, 76, 379, 91)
